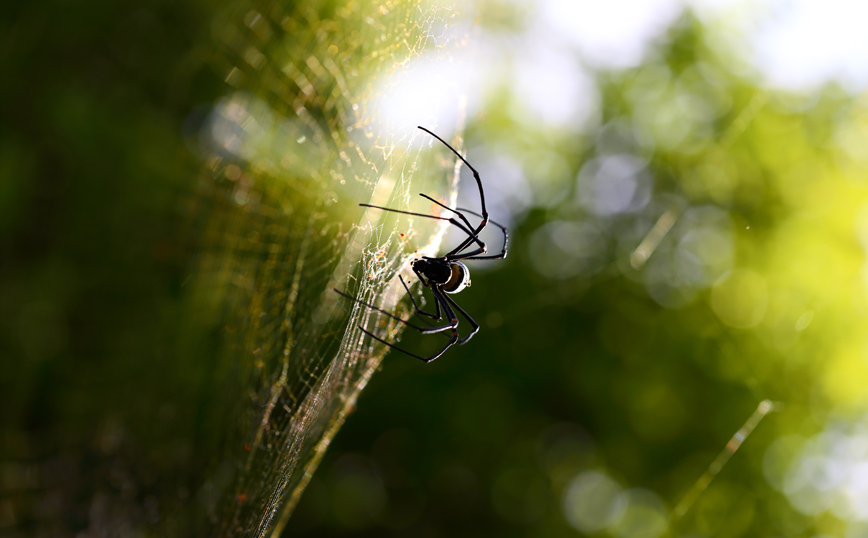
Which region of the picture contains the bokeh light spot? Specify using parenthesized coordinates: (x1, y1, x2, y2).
(562, 471, 625, 532)
(539, 0, 681, 69)
(577, 155, 652, 216)
(513, 44, 599, 129)
(528, 220, 607, 279)
(794, 310, 814, 331)
(609, 488, 669, 538)
(768, 420, 868, 523)
(711, 269, 768, 328)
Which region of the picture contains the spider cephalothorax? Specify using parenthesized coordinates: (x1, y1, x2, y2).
(336, 126, 508, 362)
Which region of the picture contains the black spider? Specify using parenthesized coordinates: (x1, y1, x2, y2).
(336, 126, 508, 362)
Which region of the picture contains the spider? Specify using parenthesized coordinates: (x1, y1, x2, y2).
(335, 126, 508, 362)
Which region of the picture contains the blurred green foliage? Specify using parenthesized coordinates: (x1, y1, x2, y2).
(1, 0, 226, 533)
(4, 1, 868, 537)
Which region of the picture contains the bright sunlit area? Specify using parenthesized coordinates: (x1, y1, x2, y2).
(4, 0, 868, 536)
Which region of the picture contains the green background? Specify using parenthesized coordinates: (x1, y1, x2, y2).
(3, 0, 868, 536)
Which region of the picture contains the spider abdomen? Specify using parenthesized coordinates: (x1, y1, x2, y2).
(442, 262, 471, 294)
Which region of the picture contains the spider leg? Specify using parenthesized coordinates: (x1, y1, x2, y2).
(334, 287, 453, 335)
(411, 286, 459, 335)
(333, 288, 427, 331)
(418, 126, 489, 250)
(442, 292, 479, 345)
(443, 211, 487, 258)
(400, 274, 440, 320)
(358, 326, 457, 363)
(418, 194, 494, 259)
(417, 126, 488, 226)
(449, 208, 509, 261)
(418, 194, 477, 242)
(358, 286, 459, 363)
(359, 203, 487, 255)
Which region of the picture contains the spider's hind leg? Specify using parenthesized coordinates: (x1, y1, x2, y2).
(333, 288, 426, 333)
(333, 287, 456, 337)
(400, 274, 441, 320)
(443, 292, 479, 345)
(357, 324, 457, 363)
(350, 286, 460, 363)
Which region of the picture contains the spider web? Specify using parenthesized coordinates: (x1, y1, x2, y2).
(186, 1, 469, 535)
